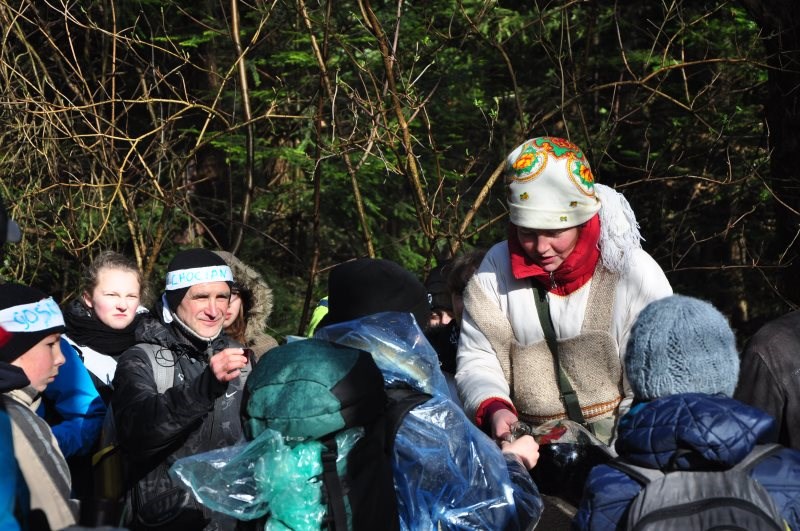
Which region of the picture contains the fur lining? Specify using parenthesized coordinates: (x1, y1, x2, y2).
(214, 251, 277, 354)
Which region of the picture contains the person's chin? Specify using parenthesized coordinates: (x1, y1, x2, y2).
(198, 321, 223, 336)
(108, 317, 134, 330)
(41, 375, 57, 390)
(537, 260, 561, 272)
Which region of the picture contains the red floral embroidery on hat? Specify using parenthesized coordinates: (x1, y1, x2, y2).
(579, 162, 594, 184)
(533, 137, 586, 161)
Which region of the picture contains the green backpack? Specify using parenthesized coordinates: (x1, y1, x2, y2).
(244, 338, 426, 530)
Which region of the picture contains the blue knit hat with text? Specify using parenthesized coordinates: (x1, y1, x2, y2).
(625, 294, 739, 401)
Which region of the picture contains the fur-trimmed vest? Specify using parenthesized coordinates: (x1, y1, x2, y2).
(464, 265, 622, 426)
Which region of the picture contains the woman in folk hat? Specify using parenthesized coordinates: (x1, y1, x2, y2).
(456, 137, 672, 445)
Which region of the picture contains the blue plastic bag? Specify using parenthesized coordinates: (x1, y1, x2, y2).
(171, 312, 543, 530)
(318, 312, 543, 530)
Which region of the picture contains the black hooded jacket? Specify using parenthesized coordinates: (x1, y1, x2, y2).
(111, 301, 247, 530)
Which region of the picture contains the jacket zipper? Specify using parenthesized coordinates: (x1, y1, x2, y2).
(207, 341, 217, 442)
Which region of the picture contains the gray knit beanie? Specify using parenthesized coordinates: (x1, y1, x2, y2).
(625, 294, 739, 401)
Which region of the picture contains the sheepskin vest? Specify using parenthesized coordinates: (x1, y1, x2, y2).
(465, 265, 622, 426)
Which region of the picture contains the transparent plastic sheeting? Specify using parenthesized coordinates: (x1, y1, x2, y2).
(393, 395, 543, 530)
(170, 312, 543, 530)
(170, 425, 364, 529)
(315, 311, 450, 398)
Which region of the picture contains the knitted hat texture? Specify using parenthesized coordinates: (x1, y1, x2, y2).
(505, 137, 601, 229)
(323, 258, 431, 328)
(0, 283, 65, 363)
(625, 295, 739, 401)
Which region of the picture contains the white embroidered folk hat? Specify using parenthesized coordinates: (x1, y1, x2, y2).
(505, 137, 601, 229)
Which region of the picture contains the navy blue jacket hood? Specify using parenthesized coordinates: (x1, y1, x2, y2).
(615, 392, 777, 471)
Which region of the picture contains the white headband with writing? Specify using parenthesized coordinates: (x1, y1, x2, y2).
(165, 265, 233, 291)
(0, 297, 65, 333)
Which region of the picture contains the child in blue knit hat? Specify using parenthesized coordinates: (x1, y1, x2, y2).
(573, 294, 800, 530)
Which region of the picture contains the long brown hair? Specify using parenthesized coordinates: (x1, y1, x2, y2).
(225, 281, 254, 344)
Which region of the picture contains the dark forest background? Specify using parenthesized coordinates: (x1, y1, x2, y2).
(1, 0, 798, 343)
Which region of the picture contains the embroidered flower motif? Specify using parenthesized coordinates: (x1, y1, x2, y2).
(520, 192, 529, 201)
(508, 143, 547, 183)
(579, 162, 594, 185)
(567, 159, 595, 197)
(513, 151, 535, 171)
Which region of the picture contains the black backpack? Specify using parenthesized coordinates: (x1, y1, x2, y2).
(609, 444, 787, 531)
(243, 338, 430, 530)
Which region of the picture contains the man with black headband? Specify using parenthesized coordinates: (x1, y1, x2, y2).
(112, 248, 250, 530)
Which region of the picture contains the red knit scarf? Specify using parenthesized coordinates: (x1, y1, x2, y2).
(508, 214, 601, 295)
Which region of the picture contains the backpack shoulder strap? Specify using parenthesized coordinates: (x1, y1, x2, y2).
(532, 281, 587, 429)
(152, 350, 175, 394)
(610, 444, 783, 485)
(607, 458, 665, 485)
(320, 438, 348, 530)
(135, 343, 176, 394)
(731, 444, 783, 474)
(385, 386, 432, 449)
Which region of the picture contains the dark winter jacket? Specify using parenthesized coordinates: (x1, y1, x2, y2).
(424, 320, 459, 375)
(735, 310, 800, 450)
(572, 393, 800, 531)
(112, 305, 247, 530)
